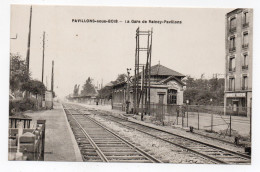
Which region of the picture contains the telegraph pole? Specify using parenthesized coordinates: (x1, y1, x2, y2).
(51, 60, 54, 93)
(51, 60, 54, 109)
(41, 31, 45, 83)
(26, 6, 32, 76)
(126, 68, 131, 113)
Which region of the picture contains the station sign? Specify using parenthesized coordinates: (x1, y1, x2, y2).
(226, 92, 246, 98)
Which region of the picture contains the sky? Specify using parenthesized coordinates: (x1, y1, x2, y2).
(10, 5, 232, 98)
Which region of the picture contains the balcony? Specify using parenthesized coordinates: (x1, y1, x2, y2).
(242, 43, 249, 49)
(227, 87, 235, 91)
(229, 27, 236, 33)
(242, 65, 248, 70)
(229, 47, 236, 52)
(243, 22, 249, 28)
(229, 67, 236, 72)
(242, 86, 248, 90)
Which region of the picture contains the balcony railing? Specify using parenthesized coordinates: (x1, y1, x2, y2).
(229, 67, 236, 72)
(227, 87, 235, 91)
(243, 22, 249, 28)
(242, 65, 248, 70)
(229, 47, 236, 52)
(242, 43, 249, 49)
(229, 27, 237, 33)
(242, 86, 248, 90)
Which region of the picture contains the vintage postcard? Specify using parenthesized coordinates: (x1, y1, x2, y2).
(9, 5, 252, 165)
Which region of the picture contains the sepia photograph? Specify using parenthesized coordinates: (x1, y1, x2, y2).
(8, 4, 253, 166)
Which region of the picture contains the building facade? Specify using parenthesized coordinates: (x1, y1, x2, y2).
(224, 8, 253, 116)
(112, 64, 185, 112)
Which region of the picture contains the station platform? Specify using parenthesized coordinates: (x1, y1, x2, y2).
(25, 102, 82, 162)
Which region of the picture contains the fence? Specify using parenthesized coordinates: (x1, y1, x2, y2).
(148, 104, 251, 138)
(112, 102, 126, 111)
(8, 120, 46, 161)
(120, 103, 251, 138)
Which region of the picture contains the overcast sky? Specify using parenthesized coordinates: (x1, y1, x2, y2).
(10, 5, 232, 98)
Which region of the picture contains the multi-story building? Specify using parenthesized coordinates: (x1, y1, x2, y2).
(224, 8, 253, 116)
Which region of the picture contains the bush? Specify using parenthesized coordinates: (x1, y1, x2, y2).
(9, 98, 37, 115)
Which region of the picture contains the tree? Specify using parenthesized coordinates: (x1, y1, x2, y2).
(81, 77, 96, 96)
(10, 53, 30, 93)
(73, 84, 80, 96)
(98, 86, 113, 99)
(98, 73, 126, 99)
(113, 73, 127, 84)
(183, 75, 225, 105)
(21, 79, 46, 97)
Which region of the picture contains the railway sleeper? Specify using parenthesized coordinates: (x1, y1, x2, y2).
(104, 152, 141, 156)
(109, 159, 152, 163)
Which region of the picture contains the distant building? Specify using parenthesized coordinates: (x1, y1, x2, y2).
(112, 64, 185, 112)
(224, 8, 253, 116)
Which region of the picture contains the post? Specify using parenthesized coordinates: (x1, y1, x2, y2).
(41, 31, 45, 83)
(126, 68, 131, 114)
(51, 60, 54, 109)
(210, 99, 213, 132)
(141, 66, 145, 121)
(198, 105, 200, 130)
(24, 6, 32, 98)
(230, 110, 232, 137)
(51, 60, 54, 93)
(177, 114, 178, 125)
(250, 98, 252, 141)
(177, 106, 179, 125)
(182, 106, 184, 128)
(148, 28, 153, 116)
(186, 100, 189, 127)
(26, 6, 32, 76)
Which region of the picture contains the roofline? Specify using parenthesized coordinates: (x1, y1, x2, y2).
(112, 81, 127, 88)
(226, 8, 244, 16)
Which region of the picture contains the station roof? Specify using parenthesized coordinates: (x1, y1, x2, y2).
(158, 75, 186, 86)
(150, 64, 185, 78)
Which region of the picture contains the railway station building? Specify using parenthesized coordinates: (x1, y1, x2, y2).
(112, 64, 185, 111)
(224, 8, 253, 116)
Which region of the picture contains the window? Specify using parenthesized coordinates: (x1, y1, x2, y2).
(242, 53, 248, 70)
(228, 77, 235, 91)
(243, 12, 249, 27)
(242, 32, 249, 48)
(242, 76, 248, 90)
(230, 17, 236, 32)
(229, 57, 235, 71)
(167, 89, 177, 104)
(229, 36, 236, 52)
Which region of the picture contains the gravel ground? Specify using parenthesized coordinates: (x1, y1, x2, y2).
(69, 102, 247, 153)
(128, 115, 246, 153)
(90, 114, 213, 164)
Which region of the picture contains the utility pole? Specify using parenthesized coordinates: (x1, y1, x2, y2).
(51, 60, 54, 94)
(26, 6, 32, 76)
(141, 66, 145, 121)
(41, 31, 45, 83)
(51, 60, 54, 109)
(126, 68, 131, 114)
(133, 27, 153, 116)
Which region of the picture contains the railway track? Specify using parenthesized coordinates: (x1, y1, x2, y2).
(64, 103, 251, 164)
(69, 104, 251, 164)
(63, 104, 162, 163)
(98, 114, 251, 164)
